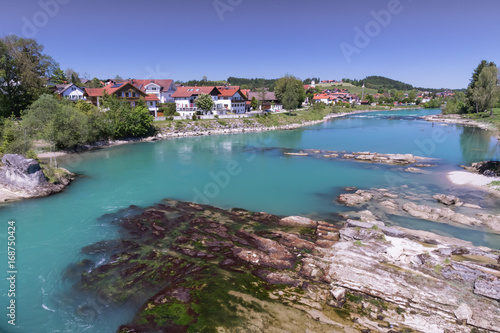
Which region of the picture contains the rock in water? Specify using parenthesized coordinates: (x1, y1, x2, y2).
(0, 154, 73, 201)
(1, 154, 48, 189)
(433, 193, 461, 206)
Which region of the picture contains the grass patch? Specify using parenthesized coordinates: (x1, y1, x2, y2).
(40, 163, 70, 184)
(463, 108, 500, 131)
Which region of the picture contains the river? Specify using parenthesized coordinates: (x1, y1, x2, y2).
(0, 108, 499, 332)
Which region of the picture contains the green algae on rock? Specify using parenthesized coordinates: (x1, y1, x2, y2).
(67, 200, 500, 333)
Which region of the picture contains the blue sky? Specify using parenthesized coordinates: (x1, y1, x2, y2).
(1, 0, 499, 89)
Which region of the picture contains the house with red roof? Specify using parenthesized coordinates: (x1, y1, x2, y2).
(172, 86, 224, 118)
(127, 79, 177, 103)
(216, 86, 247, 114)
(83, 82, 160, 116)
(313, 93, 335, 104)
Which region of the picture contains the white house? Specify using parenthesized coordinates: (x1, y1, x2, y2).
(129, 79, 177, 103)
(56, 84, 86, 100)
(145, 94, 160, 116)
(216, 86, 247, 114)
(172, 86, 225, 118)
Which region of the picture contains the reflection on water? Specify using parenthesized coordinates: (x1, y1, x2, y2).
(460, 126, 500, 164)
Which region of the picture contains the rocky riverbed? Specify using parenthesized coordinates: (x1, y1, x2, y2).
(0, 154, 73, 202)
(284, 149, 436, 168)
(337, 187, 500, 235)
(66, 200, 500, 333)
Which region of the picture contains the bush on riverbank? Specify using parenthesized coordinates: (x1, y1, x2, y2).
(14, 95, 155, 162)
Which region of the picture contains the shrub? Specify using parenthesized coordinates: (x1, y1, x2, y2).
(158, 103, 177, 116)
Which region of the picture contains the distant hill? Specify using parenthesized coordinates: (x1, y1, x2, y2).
(227, 77, 277, 90)
(362, 76, 413, 91)
(342, 76, 457, 93)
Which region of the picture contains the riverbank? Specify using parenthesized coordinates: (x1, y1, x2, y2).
(37, 107, 409, 159)
(448, 171, 500, 197)
(422, 113, 500, 135)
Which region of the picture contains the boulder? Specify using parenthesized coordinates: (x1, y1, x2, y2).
(1, 154, 47, 189)
(433, 194, 461, 206)
(330, 287, 346, 301)
(471, 161, 500, 177)
(279, 216, 318, 228)
(337, 190, 373, 206)
(454, 303, 473, 321)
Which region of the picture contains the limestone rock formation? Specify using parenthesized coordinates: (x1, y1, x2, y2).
(0, 154, 73, 201)
(1, 154, 48, 188)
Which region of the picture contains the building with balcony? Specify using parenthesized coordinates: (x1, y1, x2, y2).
(83, 82, 160, 116)
(128, 79, 177, 103)
(216, 86, 247, 114)
(172, 86, 224, 118)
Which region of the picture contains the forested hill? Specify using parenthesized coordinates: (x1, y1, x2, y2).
(227, 77, 278, 90)
(343, 76, 455, 92)
(362, 76, 413, 91)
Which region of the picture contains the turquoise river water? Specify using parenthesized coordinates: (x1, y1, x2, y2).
(1, 108, 500, 332)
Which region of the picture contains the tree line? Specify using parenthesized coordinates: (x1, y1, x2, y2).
(1, 94, 153, 165)
(443, 60, 500, 115)
(0, 34, 154, 165)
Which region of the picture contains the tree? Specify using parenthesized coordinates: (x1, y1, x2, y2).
(65, 68, 77, 82)
(22, 94, 66, 167)
(442, 91, 467, 115)
(88, 77, 103, 88)
(0, 116, 31, 155)
(51, 67, 66, 84)
(115, 75, 123, 81)
(71, 72, 82, 86)
(466, 60, 497, 112)
(274, 74, 305, 110)
(101, 96, 154, 139)
(366, 95, 375, 104)
(471, 66, 500, 115)
(195, 93, 214, 114)
(408, 90, 417, 102)
(0, 35, 56, 117)
(250, 96, 259, 110)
